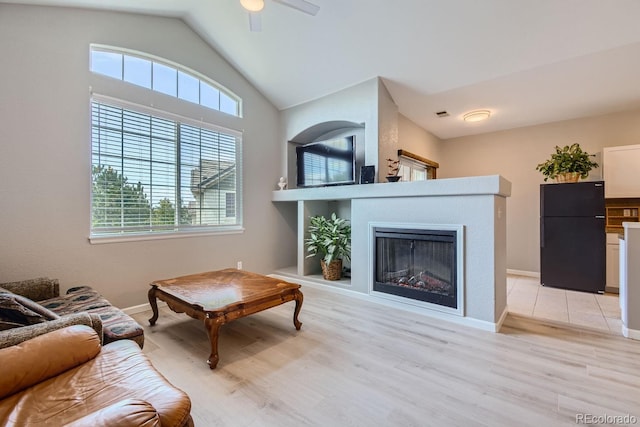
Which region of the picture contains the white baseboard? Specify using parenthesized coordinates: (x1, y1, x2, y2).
(507, 269, 540, 278)
(622, 324, 640, 340)
(122, 301, 166, 315)
(270, 274, 504, 333)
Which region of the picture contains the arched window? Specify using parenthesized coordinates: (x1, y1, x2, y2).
(89, 46, 243, 242)
(90, 46, 241, 116)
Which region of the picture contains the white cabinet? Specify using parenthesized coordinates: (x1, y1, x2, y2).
(619, 224, 640, 339)
(606, 232, 620, 292)
(603, 144, 640, 198)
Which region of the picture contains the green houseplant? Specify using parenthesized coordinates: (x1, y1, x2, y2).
(535, 143, 599, 182)
(305, 213, 351, 280)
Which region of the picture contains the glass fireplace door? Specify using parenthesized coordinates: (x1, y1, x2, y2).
(374, 228, 457, 309)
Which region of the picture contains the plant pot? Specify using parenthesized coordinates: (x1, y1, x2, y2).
(386, 175, 401, 182)
(554, 172, 580, 183)
(321, 259, 342, 280)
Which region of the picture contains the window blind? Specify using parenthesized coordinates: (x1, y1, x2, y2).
(91, 100, 242, 236)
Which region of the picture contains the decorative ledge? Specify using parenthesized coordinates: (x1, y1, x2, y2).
(272, 175, 511, 202)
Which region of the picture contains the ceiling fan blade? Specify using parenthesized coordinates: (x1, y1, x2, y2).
(272, 0, 320, 16)
(249, 12, 262, 32)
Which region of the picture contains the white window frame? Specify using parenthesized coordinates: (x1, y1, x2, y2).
(399, 157, 428, 182)
(396, 150, 439, 182)
(89, 47, 244, 245)
(90, 95, 243, 243)
(90, 44, 242, 117)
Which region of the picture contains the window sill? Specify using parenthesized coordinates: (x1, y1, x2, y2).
(89, 227, 245, 245)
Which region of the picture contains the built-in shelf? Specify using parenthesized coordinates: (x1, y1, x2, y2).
(273, 266, 352, 288)
(271, 175, 512, 331)
(606, 199, 640, 232)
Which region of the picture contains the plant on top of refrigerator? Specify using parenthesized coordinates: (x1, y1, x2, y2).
(535, 143, 599, 182)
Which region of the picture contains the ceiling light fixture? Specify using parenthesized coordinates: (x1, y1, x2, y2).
(240, 0, 265, 12)
(463, 110, 491, 122)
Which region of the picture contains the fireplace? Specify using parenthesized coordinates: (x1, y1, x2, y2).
(372, 226, 462, 312)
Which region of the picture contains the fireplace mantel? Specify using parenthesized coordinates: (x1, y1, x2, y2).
(271, 175, 512, 332)
(272, 175, 511, 202)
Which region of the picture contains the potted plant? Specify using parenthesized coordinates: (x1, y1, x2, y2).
(386, 158, 401, 182)
(535, 143, 599, 182)
(305, 213, 351, 280)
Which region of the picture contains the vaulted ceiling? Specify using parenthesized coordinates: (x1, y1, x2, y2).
(5, 0, 640, 139)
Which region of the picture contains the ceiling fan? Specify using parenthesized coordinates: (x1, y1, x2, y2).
(240, 0, 320, 32)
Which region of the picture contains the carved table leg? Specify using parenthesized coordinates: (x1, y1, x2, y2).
(148, 286, 159, 326)
(204, 315, 225, 369)
(293, 289, 303, 330)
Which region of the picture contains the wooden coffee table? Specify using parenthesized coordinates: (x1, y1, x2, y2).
(148, 269, 303, 369)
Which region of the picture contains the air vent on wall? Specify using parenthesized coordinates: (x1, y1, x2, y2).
(436, 111, 449, 118)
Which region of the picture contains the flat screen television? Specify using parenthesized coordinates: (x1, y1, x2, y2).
(296, 135, 355, 188)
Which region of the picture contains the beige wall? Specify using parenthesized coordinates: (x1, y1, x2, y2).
(0, 5, 296, 307)
(439, 108, 640, 273)
(398, 113, 442, 164)
(377, 79, 399, 181)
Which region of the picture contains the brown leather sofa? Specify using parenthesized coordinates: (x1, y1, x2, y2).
(0, 325, 193, 426)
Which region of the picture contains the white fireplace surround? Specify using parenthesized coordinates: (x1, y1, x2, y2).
(272, 175, 510, 332)
(368, 222, 465, 317)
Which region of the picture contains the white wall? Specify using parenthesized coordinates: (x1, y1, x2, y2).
(622, 224, 640, 337)
(281, 78, 381, 182)
(282, 78, 445, 184)
(351, 192, 507, 324)
(439, 108, 640, 273)
(0, 5, 296, 307)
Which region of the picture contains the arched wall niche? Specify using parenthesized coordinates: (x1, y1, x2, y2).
(290, 120, 364, 144)
(287, 121, 366, 188)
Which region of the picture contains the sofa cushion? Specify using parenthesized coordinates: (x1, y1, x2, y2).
(0, 294, 59, 330)
(66, 399, 161, 427)
(0, 325, 101, 400)
(80, 305, 145, 348)
(40, 286, 144, 348)
(0, 338, 192, 427)
(40, 286, 111, 314)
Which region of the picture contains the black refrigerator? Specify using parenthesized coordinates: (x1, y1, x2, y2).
(540, 181, 605, 293)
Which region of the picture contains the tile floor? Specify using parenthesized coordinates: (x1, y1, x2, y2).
(507, 274, 622, 335)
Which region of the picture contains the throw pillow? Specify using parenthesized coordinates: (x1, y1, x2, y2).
(0, 294, 59, 329)
(0, 320, 24, 331)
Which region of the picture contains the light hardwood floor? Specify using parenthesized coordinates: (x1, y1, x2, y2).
(132, 283, 640, 427)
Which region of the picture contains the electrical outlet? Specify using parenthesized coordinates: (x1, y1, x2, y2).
(237, 261, 243, 270)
